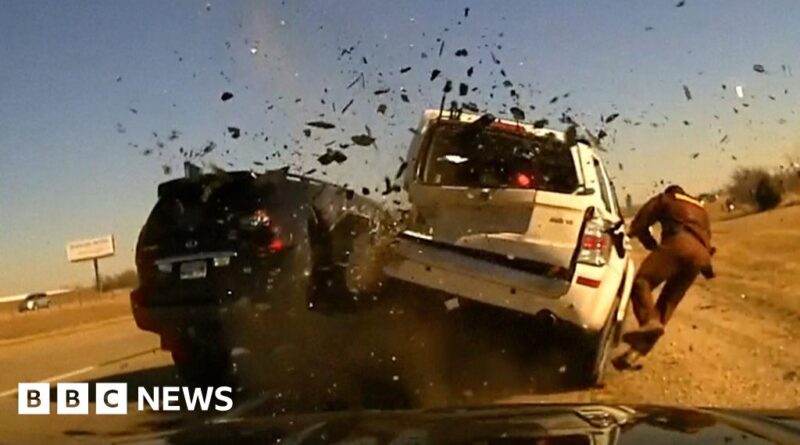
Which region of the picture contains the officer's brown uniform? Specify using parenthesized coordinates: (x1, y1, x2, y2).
(627, 187, 714, 335)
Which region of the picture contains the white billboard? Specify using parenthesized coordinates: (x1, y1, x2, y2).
(66, 235, 115, 262)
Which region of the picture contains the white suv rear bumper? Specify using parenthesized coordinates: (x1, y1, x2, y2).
(383, 237, 630, 333)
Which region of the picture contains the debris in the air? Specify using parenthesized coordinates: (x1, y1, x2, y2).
(395, 159, 408, 179)
(430, 69, 441, 81)
(115, 123, 126, 134)
(459, 83, 468, 96)
(400, 66, 411, 74)
(490, 52, 501, 65)
(401, 94, 410, 103)
(502, 80, 513, 88)
(374, 88, 391, 95)
(605, 113, 620, 123)
(362, 56, 368, 65)
(464, 7, 470, 17)
(683, 85, 692, 100)
(467, 66, 474, 77)
(351, 134, 376, 146)
(753, 64, 766, 73)
(202, 141, 217, 155)
(341, 99, 354, 114)
(509, 106, 525, 121)
(720, 134, 729, 144)
(115, 76, 122, 82)
(227, 126, 241, 139)
(253, 161, 264, 166)
(168, 130, 181, 141)
(463, 102, 479, 113)
(691, 153, 700, 159)
(249, 47, 258, 55)
(455, 48, 468, 57)
(128, 107, 138, 114)
(549, 96, 559, 104)
(532, 119, 548, 128)
(676, 0, 685, 7)
(361, 187, 370, 196)
(221, 91, 234, 101)
(205, 3, 211, 11)
(303, 129, 311, 137)
(735, 85, 744, 98)
(597, 129, 607, 140)
(683, 120, 690, 126)
(377, 104, 387, 114)
(645, 26, 654, 31)
(162, 165, 172, 175)
(306, 121, 336, 129)
(443, 80, 453, 93)
(347, 73, 364, 89)
(438, 40, 445, 57)
(618, 162, 624, 171)
(317, 149, 347, 165)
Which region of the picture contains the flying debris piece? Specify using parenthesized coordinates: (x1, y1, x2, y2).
(351, 134, 376, 146)
(430, 69, 441, 81)
(341, 99, 354, 114)
(438, 40, 445, 57)
(683, 85, 692, 100)
(346, 73, 364, 89)
(443, 80, 453, 93)
(676, 0, 685, 7)
(115, 76, 122, 82)
(532, 118, 548, 128)
(303, 129, 311, 137)
(227, 126, 241, 139)
(735, 85, 744, 98)
(374, 88, 391, 95)
(394, 159, 408, 179)
(768, 95, 776, 101)
(645, 26, 654, 31)
(490, 52, 500, 65)
(605, 113, 620, 123)
(464, 7, 470, 17)
(253, 161, 264, 166)
(502, 80, 513, 88)
(221, 91, 234, 101)
(549, 96, 559, 104)
(455, 48, 468, 57)
(128, 107, 138, 114)
(115, 123, 126, 134)
(361, 187, 370, 196)
(618, 162, 624, 171)
(467, 66, 474, 77)
(401, 94, 410, 103)
(162, 165, 172, 175)
(720, 134, 729, 144)
(459, 83, 468, 96)
(683, 120, 690, 126)
(400, 66, 411, 74)
(142, 148, 153, 156)
(509, 106, 525, 121)
(362, 56, 368, 65)
(691, 153, 700, 159)
(202, 141, 217, 155)
(462, 102, 479, 113)
(306, 121, 336, 129)
(168, 130, 181, 141)
(753, 64, 766, 73)
(249, 47, 258, 55)
(377, 104, 387, 114)
(317, 149, 348, 165)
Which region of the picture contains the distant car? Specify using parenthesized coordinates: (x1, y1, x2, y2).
(379, 109, 635, 386)
(18, 293, 50, 312)
(131, 167, 390, 385)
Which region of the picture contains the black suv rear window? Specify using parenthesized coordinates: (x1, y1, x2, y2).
(419, 121, 579, 193)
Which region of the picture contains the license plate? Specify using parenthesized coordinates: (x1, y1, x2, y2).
(179, 261, 207, 280)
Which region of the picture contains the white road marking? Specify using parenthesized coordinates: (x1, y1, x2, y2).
(0, 366, 96, 398)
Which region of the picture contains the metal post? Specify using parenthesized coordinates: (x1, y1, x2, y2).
(93, 258, 102, 292)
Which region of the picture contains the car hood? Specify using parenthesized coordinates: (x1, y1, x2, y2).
(122, 404, 800, 445)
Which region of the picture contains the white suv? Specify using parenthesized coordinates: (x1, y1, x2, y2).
(382, 109, 635, 385)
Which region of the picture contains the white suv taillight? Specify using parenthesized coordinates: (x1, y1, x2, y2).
(577, 218, 612, 266)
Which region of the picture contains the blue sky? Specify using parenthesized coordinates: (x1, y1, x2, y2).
(1, 0, 799, 294)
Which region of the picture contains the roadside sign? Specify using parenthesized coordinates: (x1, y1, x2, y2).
(66, 236, 115, 263)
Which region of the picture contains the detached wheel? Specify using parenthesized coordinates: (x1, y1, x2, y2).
(171, 347, 233, 387)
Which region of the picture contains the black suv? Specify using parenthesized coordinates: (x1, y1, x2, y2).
(131, 167, 388, 385)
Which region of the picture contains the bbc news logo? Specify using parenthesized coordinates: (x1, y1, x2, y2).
(17, 383, 233, 415)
